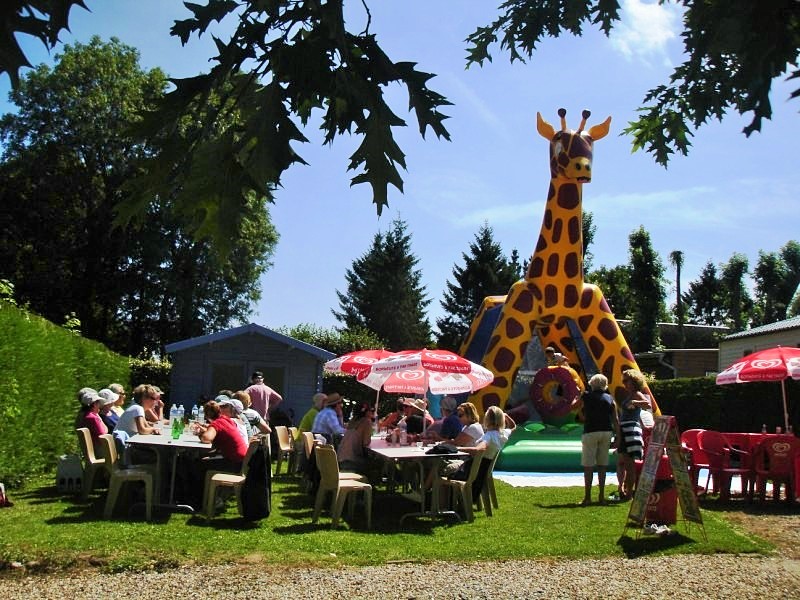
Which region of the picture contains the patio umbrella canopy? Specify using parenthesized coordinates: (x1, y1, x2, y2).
(716, 346, 800, 430)
(324, 349, 399, 420)
(356, 349, 495, 396)
(323, 349, 397, 377)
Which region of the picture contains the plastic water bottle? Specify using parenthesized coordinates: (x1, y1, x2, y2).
(399, 421, 408, 446)
(177, 405, 185, 423)
(761, 423, 767, 434)
(169, 404, 178, 429)
(198, 405, 205, 424)
(191, 405, 199, 421)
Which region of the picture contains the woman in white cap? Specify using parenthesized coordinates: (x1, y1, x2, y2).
(75, 388, 108, 444)
(98, 388, 120, 432)
(216, 395, 250, 443)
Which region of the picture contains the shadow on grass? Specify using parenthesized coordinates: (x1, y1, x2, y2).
(269, 485, 459, 535)
(697, 495, 799, 517)
(616, 531, 695, 557)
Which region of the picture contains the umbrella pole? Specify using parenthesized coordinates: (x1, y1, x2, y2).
(374, 389, 380, 433)
(781, 380, 790, 431)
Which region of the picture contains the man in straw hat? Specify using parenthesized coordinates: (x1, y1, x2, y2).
(311, 392, 345, 442)
(398, 397, 433, 435)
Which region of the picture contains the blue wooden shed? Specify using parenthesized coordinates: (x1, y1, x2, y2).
(164, 323, 334, 423)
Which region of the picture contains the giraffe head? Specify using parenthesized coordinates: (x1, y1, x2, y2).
(537, 109, 611, 182)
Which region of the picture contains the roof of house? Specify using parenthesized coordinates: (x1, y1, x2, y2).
(164, 322, 335, 361)
(722, 315, 800, 341)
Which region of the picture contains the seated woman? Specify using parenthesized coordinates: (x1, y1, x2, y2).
(337, 401, 377, 478)
(378, 399, 404, 431)
(144, 386, 165, 423)
(426, 401, 486, 488)
(193, 400, 249, 473)
(115, 384, 162, 464)
(116, 384, 162, 437)
(75, 389, 107, 445)
(234, 390, 271, 436)
(97, 388, 120, 432)
(452, 405, 516, 483)
(182, 400, 249, 508)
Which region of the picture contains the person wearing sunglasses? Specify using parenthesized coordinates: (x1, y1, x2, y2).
(337, 401, 378, 479)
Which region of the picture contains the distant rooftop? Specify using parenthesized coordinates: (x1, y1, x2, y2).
(722, 315, 800, 341)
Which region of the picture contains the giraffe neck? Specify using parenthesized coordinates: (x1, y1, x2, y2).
(527, 178, 584, 287)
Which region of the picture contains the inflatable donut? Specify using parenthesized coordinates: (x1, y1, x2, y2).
(530, 366, 581, 424)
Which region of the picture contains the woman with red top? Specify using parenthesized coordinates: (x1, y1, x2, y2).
(182, 400, 249, 509)
(194, 400, 248, 471)
(75, 390, 108, 445)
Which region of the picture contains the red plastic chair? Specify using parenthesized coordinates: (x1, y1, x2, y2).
(752, 435, 800, 503)
(680, 429, 709, 493)
(696, 430, 752, 501)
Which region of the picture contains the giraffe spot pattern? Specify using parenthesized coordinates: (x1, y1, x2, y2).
(589, 335, 604, 357)
(512, 289, 533, 312)
(493, 347, 516, 372)
(544, 284, 559, 308)
(564, 252, 579, 278)
(622, 347, 635, 361)
(558, 183, 579, 209)
(531, 284, 543, 301)
(505, 318, 524, 339)
(568, 215, 580, 244)
(602, 355, 615, 376)
(552, 218, 563, 243)
(546, 254, 559, 277)
(564, 284, 579, 307)
(529, 255, 544, 279)
(578, 315, 594, 330)
(598, 318, 618, 341)
(481, 394, 501, 412)
(580, 288, 595, 309)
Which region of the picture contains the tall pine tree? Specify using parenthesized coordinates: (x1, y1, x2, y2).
(684, 260, 725, 326)
(436, 224, 520, 351)
(627, 226, 667, 352)
(333, 218, 431, 350)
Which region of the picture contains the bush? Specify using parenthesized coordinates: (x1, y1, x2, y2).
(0, 302, 130, 484)
(651, 376, 798, 433)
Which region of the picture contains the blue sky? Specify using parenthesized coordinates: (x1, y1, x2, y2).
(3, 1, 799, 333)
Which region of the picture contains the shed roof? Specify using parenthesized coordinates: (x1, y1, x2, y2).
(164, 323, 335, 361)
(722, 315, 800, 341)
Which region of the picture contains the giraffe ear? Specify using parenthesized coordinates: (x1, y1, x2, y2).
(536, 112, 556, 140)
(588, 116, 612, 140)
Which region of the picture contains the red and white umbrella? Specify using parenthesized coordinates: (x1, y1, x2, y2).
(365, 348, 474, 375)
(357, 349, 495, 395)
(716, 346, 800, 430)
(323, 349, 397, 377)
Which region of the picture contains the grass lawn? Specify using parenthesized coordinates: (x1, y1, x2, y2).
(0, 473, 771, 574)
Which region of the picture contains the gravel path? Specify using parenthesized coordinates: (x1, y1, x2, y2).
(3, 555, 799, 599)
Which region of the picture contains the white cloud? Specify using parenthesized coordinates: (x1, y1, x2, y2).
(608, 0, 682, 65)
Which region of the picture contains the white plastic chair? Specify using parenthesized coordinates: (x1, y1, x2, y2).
(439, 450, 486, 522)
(75, 427, 105, 499)
(274, 425, 295, 475)
(203, 438, 263, 519)
(99, 434, 154, 521)
(313, 445, 372, 529)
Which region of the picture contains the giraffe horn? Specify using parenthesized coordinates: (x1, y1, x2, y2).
(558, 108, 567, 131)
(577, 109, 590, 133)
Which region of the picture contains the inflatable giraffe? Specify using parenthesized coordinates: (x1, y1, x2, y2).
(466, 109, 652, 411)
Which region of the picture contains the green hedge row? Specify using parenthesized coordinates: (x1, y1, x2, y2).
(0, 303, 131, 484)
(652, 377, 799, 433)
